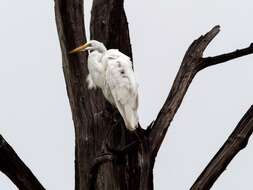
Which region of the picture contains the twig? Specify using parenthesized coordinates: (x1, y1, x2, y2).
(200, 43, 253, 70)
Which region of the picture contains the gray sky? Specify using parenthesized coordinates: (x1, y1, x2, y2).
(1, 0, 253, 189)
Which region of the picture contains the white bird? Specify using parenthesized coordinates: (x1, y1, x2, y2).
(69, 40, 139, 131)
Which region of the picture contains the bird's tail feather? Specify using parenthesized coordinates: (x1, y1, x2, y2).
(124, 105, 138, 131)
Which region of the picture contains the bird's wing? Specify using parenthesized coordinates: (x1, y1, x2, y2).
(105, 51, 139, 130)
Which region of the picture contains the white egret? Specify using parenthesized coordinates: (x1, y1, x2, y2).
(70, 40, 139, 131)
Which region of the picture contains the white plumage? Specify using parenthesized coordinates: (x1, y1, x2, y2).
(70, 40, 139, 131)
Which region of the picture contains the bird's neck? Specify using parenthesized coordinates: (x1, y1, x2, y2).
(96, 45, 107, 53)
(89, 49, 106, 61)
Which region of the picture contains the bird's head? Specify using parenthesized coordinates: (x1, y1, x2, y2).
(69, 40, 106, 54)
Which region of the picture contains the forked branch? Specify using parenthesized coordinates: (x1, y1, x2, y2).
(191, 106, 253, 190)
(149, 25, 253, 157)
(148, 25, 220, 156)
(0, 135, 45, 190)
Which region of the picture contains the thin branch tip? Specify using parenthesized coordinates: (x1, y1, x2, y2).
(201, 43, 253, 69)
(213, 25, 221, 31)
(205, 25, 220, 41)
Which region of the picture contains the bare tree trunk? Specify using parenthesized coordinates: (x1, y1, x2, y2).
(53, 0, 253, 190)
(55, 0, 156, 190)
(54, 0, 154, 189)
(1, 1, 253, 190)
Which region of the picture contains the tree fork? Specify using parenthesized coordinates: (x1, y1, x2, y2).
(54, 0, 253, 188)
(55, 0, 154, 189)
(0, 1, 253, 190)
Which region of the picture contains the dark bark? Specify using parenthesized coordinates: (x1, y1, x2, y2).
(0, 135, 45, 190)
(54, 0, 90, 189)
(55, 0, 153, 190)
(201, 43, 253, 70)
(191, 106, 253, 190)
(53, 0, 253, 188)
(148, 26, 221, 157)
(90, 1, 154, 190)
(148, 25, 253, 158)
(0, 0, 253, 189)
(0, 0, 242, 190)
(90, 0, 132, 59)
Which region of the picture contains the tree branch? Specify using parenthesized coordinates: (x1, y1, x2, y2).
(54, 1, 94, 189)
(0, 135, 45, 190)
(190, 105, 253, 190)
(148, 26, 220, 156)
(90, 0, 132, 58)
(148, 25, 253, 157)
(200, 43, 253, 70)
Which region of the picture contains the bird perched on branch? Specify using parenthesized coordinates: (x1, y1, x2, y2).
(70, 40, 139, 131)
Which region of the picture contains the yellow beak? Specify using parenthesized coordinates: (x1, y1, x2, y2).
(69, 43, 90, 54)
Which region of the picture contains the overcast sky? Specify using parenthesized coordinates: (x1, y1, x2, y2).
(0, 0, 253, 189)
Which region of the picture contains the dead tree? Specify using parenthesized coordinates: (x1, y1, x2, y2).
(1, 0, 253, 190)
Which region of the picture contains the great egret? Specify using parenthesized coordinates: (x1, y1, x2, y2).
(70, 40, 139, 131)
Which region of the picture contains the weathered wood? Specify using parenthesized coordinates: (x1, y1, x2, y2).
(1, 0, 253, 189)
(55, 0, 153, 189)
(90, 1, 153, 190)
(148, 25, 253, 159)
(54, 0, 92, 189)
(148, 26, 221, 157)
(0, 135, 45, 190)
(191, 106, 253, 190)
(91, 0, 132, 59)
(200, 43, 253, 70)
(53, 0, 253, 189)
